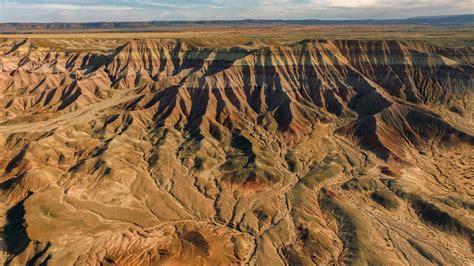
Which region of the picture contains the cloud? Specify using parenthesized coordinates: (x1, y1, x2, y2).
(0, 0, 471, 22)
(2, 2, 141, 10)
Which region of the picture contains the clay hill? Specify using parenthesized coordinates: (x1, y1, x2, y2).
(0, 37, 473, 265)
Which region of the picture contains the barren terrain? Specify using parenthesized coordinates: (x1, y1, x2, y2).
(0, 26, 473, 265)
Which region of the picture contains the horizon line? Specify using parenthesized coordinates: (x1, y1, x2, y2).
(0, 14, 473, 25)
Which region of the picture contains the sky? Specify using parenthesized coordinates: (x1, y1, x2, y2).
(0, 0, 472, 23)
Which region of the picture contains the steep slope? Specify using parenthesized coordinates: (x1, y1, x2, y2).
(0, 38, 473, 265)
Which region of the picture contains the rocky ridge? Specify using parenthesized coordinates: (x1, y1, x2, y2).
(0, 38, 473, 265)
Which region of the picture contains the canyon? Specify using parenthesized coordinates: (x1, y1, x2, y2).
(0, 34, 473, 265)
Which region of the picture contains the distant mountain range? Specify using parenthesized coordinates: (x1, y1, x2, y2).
(0, 14, 472, 33)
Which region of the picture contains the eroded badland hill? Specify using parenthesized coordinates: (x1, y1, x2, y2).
(0, 32, 473, 265)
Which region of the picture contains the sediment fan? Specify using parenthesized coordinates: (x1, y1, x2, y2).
(0, 38, 472, 265)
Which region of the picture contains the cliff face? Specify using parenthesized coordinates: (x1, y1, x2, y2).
(0, 38, 473, 265)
